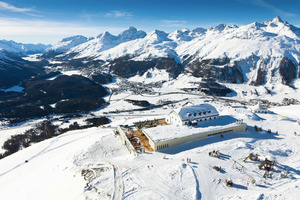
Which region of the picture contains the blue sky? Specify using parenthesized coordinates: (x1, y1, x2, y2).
(0, 0, 299, 44)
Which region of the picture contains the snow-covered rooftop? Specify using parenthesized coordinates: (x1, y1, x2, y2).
(175, 104, 219, 121)
(251, 103, 268, 111)
(144, 115, 241, 142)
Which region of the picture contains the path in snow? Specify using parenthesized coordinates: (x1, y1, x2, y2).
(111, 163, 124, 200)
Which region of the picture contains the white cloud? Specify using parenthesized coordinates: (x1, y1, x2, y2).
(105, 10, 132, 18)
(0, 18, 125, 44)
(0, 1, 33, 13)
(160, 20, 187, 27)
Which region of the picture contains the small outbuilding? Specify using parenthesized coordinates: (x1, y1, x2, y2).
(251, 104, 268, 113)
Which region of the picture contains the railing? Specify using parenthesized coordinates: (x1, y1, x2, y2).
(116, 125, 138, 156)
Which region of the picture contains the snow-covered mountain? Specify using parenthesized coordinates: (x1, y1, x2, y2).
(64, 26, 147, 59)
(41, 35, 89, 58)
(43, 17, 300, 88)
(0, 40, 50, 55)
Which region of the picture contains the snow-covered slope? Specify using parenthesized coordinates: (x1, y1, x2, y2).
(94, 29, 177, 61)
(0, 98, 299, 200)
(42, 35, 88, 58)
(178, 16, 300, 60)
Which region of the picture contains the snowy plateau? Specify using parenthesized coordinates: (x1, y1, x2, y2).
(0, 17, 300, 200)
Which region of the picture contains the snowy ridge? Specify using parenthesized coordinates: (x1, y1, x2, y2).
(47, 35, 88, 54)
(95, 29, 178, 61)
(67, 27, 147, 59)
(0, 40, 50, 54)
(48, 16, 300, 62)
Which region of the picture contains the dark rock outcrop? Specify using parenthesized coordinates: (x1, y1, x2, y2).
(251, 59, 268, 86)
(279, 57, 297, 85)
(186, 57, 244, 83)
(109, 56, 182, 78)
(198, 80, 235, 96)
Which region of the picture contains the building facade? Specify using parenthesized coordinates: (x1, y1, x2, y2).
(251, 104, 268, 113)
(142, 122, 247, 151)
(166, 104, 219, 126)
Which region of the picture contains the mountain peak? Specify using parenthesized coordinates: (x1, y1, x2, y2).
(265, 16, 285, 25)
(118, 26, 146, 41)
(192, 27, 207, 34)
(97, 31, 116, 39)
(181, 28, 190, 33)
(214, 24, 227, 32)
(150, 29, 168, 37)
(273, 16, 284, 23)
(61, 35, 87, 43)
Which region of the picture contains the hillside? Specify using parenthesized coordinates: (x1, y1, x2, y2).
(0, 93, 299, 200)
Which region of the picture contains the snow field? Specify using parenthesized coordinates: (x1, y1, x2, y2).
(0, 86, 300, 199)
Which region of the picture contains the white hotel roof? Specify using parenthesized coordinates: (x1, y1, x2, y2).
(143, 115, 242, 143)
(174, 104, 219, 121)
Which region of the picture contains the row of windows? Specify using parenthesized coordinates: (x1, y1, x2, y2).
(157, 143, 169, 150)
(187, 110, 211, 117)
(184, 116, 217, 124)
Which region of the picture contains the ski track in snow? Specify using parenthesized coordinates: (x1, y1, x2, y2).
(110, 163, 124, 200)
(188, 164, 202, 200)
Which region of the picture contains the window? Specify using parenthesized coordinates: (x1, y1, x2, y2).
(198, 112, 202, 115)
(208, 110, 211, 113)
(188, 113, 192, 117)
(193, 113, 197, 116)
(203, 111, 206, 115)
(214, 117, 217, 119)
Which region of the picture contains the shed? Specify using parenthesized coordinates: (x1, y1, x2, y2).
(251, 104, 268, 113)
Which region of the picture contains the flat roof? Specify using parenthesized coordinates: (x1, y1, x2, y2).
(143, 115, 243, 143)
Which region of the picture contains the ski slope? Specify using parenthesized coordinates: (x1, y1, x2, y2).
(0, 97, 299, 200)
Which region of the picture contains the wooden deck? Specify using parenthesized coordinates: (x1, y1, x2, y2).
(126, 119, 168, 153)
(131, 129, 154, 152)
